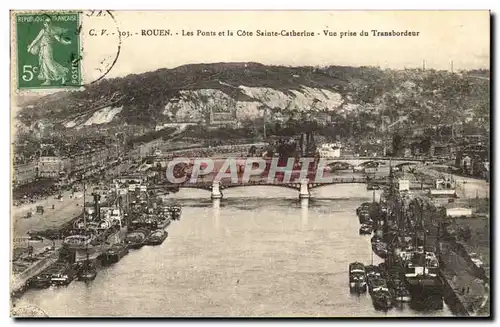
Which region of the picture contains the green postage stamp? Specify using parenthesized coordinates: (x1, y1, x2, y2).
(15, 12, 82, 89)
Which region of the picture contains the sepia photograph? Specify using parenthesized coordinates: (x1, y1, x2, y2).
(9, 10, 491, 318)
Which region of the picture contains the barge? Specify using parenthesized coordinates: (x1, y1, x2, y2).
(146, 229, 169, 246)
(126, 228, 151, 249)
(101, 243, 129, 265)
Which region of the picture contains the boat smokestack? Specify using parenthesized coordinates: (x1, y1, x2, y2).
(93, 193, 101, 220)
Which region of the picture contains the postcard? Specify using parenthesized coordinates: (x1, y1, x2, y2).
(10, 10, 490, 318)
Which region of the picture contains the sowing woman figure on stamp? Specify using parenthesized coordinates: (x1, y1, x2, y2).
(27, 17, 71, 86)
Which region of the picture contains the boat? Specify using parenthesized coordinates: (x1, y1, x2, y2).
(371, 236, 389, 259)
(126, 228, 150, 249)
(365, 265, 381, 279)
(76, 260, 97, 281)
(358, 210, 370, 224)
(392, 285, 412, 302)
(28, 271, 53, 289)
(167, 205, 181, 220)
(48, 262, 77, 286)
(349, 262, 367, 292)
(145, 229, 168, 246)
(63, 191, 128, 262)
(75, 208, 98, 282)
(101, 242, 129, 265)
(359, 224, 373, 235)
(156, 216, 171, 229)
(404, 249, 440, 289)
(371, 289, 393, 310)
(368, 276, 389, 294)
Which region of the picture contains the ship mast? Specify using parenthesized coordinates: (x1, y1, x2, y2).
(83, 178, 86, 228)
(83, 178, 90, 264)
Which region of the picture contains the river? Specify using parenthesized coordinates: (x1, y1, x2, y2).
(16, 184, 453, 317)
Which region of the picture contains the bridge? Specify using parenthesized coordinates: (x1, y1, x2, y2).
(323, 157, 426, 167)
(148, 176, 431, 199)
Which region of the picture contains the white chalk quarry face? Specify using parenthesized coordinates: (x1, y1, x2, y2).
(162, 84, 344, 121)
(64, 106, 124, 128)
(63, 84, 345, 128)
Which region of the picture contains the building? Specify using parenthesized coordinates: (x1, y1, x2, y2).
(38, 155, 63, 178)
(67, 146, 112, 178)
(133, 139, 164, 158)
(209, 107, 239, 128)
(446, 207, 473, 218)
(13, 161, 38, 186)
(318, 143, 341, 158)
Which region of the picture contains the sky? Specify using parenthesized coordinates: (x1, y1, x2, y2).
(73, 10, 490, 80)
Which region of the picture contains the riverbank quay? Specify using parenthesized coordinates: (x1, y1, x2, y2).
(364, 169, 489, 317)
(406, 193, 490, 317)
(12, 183, 99, 238)
(11, 183, 103, 299)
(439, 242, 489, 316)
(11, 249, 59, 298)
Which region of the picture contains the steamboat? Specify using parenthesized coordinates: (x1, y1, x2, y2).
(62, 191, 128, 262)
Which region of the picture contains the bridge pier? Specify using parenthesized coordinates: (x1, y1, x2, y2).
(299, 179, 310, 199)
(211, 181, 222, 199)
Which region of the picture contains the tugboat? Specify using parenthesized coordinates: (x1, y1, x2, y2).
(348, 262, 367, 292)
(145, 229, 168, 246)
(63, 187, 128, 262)
(126, 228, 150, 249)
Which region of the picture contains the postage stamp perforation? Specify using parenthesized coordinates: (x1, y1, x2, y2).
(12, 10, 83, 91)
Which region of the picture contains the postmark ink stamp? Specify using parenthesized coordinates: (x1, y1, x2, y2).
(15, 12, 82, 89)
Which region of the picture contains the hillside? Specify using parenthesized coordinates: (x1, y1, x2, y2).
(15, 62, 490, 139)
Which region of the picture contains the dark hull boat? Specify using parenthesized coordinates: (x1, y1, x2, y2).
(28, 272, 53, 289)
(101, 243, 129, 265)
(404, 250, 443, 296)
(49, 262, 77, 286)
(349, 262, 367, 292)
(371, 290, 393, 311)
(77, 264, 97, 282)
